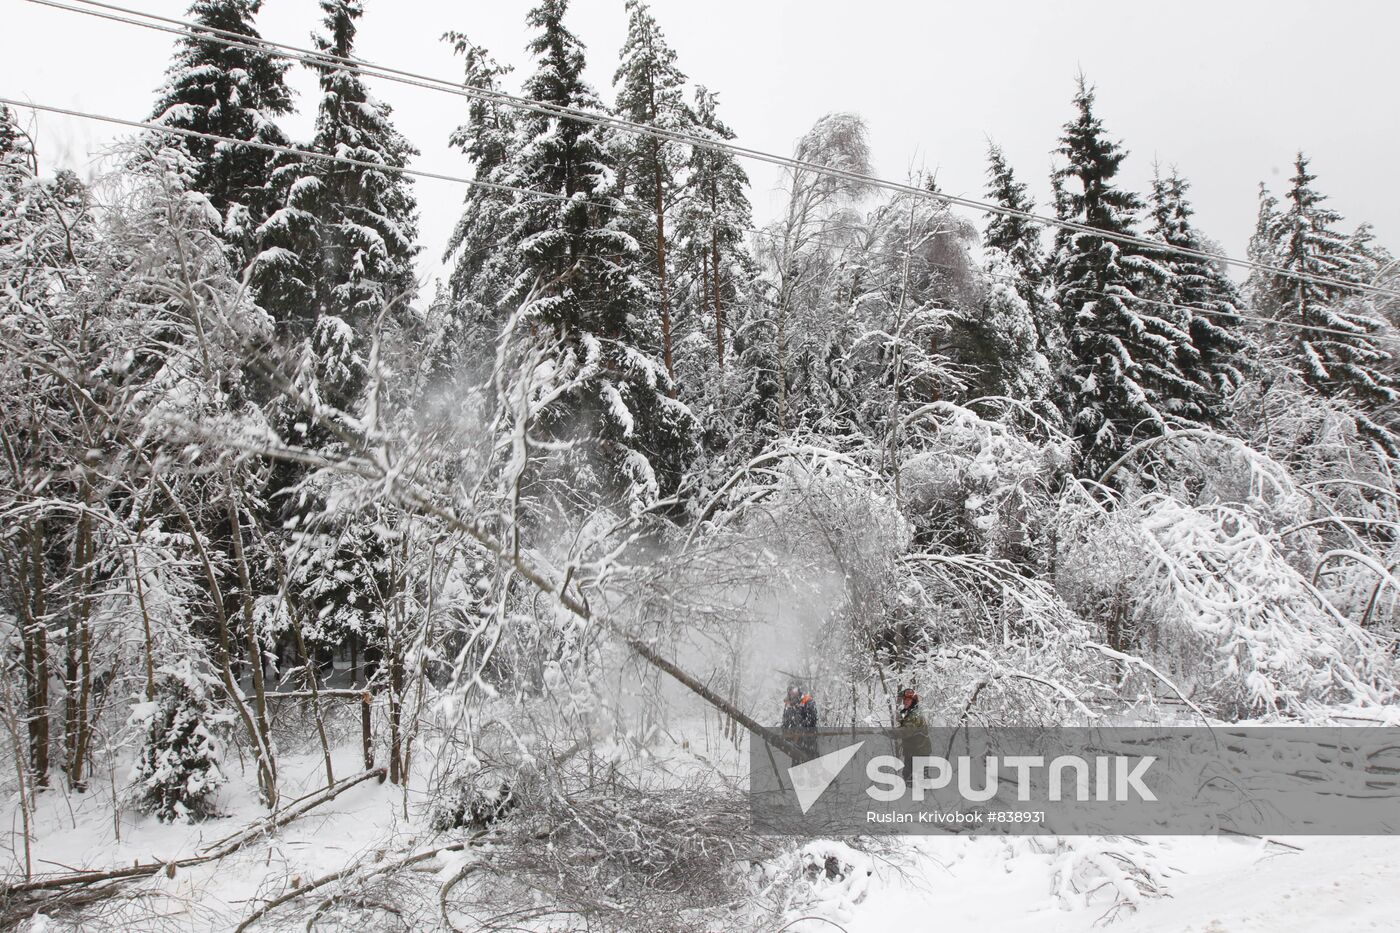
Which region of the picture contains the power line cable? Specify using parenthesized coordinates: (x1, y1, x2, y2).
(31, 0, 1400, 304)
(5, 96, 1398, 349)
(0, 97, 648, 220)
(743, 226, 1400, 345)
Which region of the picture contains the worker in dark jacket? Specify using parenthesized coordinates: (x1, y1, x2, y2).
(782, 685, 819, 763)
(896, 686, 932, 785)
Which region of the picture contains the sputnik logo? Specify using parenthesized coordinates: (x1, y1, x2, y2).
(788, 741, 865, 814)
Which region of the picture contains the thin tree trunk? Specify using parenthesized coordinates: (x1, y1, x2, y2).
(226, 494, 278, 808)
(777, 273, 791, 432)
(66, 481, 94, 790)
(711, 217, 725, 376)
(653, 146, 674, 393)
(63, 530, 76, 778)
(386, 538, 407, 786)
(291, 603, 335, 788)
(20, 522, 49, 787)
(131, 506, 157, 701)
(888, 203, 916, 503)
(3, 701, 34, 881)
(387, 646, 404, 785)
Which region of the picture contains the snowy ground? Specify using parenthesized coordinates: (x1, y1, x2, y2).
(12, 743, 414, 930)
(787, 834, 1400, 933)
(9, 715, 1400, 931)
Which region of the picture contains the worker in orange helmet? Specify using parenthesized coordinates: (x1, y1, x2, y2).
(782, 684, 818, 763)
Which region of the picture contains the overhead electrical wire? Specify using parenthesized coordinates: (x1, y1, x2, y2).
(5, 96, 1398, 350)
(742, 227, 1399, 345)
(0, 97, 648, 219)
(27, 0, 1400, 305)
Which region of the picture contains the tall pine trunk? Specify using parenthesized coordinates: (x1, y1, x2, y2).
(653, 143, 674, 393)
(710, 175, 725, 376)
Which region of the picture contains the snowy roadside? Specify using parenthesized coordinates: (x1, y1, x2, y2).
(13, 723, 1400, 933)
(12, 745, 412, 930)
(780, 834, 1399, 933)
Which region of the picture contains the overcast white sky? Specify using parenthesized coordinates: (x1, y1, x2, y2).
(4, 0, 1398, 281)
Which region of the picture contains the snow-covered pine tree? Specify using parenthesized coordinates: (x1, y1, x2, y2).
(496, 0, 693, 506)
(980, 142, 1061, 404)
(442, 35, 517, 359)
(301, 0, 419, 406)
(0, 105, 36, 235)
(984, 143, 1046, 299)
(672, 86, 758, 446)
(678, 88, 755, 365)
(1244, 182, 1280, 306)
(1251, 154, 1397, 416)
(130, 663, 227, 823)
(0, 104, 24, 164)
(1050, 77, 1186, 475)
(149, 0, 293, 263)
(613, 0, 689, 387)
(1348, 222, 1399, 317)
(1146, 167, 1251, 424)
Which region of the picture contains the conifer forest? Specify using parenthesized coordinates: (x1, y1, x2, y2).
(2, 1, 1400, 930)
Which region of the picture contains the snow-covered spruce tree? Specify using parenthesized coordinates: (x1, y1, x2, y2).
(727, 291, 784, 455)
(253, 150, 319, 329)
(1244, 182, 1280, 307)
(1347, 222, 1400, 317)
(254, 1, 420, 694)
(983, 145, 1043, 285)
(956, 276, 1053, 407)
(441, 35, 517, 367)
(493, 0, 694, 507)
(964, 145, 1057, 408)
(301, 0, 419, 406)
(149, 0, 293, 265)
(1048, 167, 1074, 266)
(672, 86, 760, 452)
(1050, 78, 1187, 476)
(983, 143, 1062, 365)
(1250, 154, 1397, 422)
(130, 662, 227, 823)
(0, 104, 26, 167)
(613, 0, 689, 387)
(674, 88, 754, 369)
(1146, 167, 1251, 424)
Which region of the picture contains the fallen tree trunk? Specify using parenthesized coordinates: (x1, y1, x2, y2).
(305, 470, 807, 762)
(182, 323, 808, 764)
(0, 767, 386, 921)
(235, 829, 497, 933)
(200, 765, 387, 858)
(623, 633, 801, 758)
